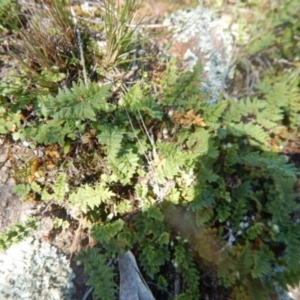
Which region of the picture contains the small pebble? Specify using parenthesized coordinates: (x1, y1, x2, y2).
(7, 178, 16, 186)
(0, 171, 8, 184)
(0, 150, 9, 163)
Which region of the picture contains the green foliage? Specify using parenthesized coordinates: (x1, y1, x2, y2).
(0, 0, 20, 33)
(238, 0, 300, 60)
(256, 72, 300, 132)
(77, 60, 300, 299)
(102, 0, 143, 67)
(76, 248, 117, 300)
(53, 217, 70, 230)
(32, 81, 112, 146)
(174, 240, 200, 299)
(2, 55, 299, 299)
(0, 217, 38, 251)
(109, 150, 141, 185)
(1, 1, 300, 298)
(72, 183, 115, 212)
(161, 60, 204, 110)
(13, 184, 31, 198)
(41, 81, 113, 121)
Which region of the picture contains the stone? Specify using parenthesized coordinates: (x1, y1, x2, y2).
(164, 6, 236, 104)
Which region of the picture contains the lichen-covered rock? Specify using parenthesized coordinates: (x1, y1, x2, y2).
(0, 237, 74, 300)
(164, 6, 235, 104)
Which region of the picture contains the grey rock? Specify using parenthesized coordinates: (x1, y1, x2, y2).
(119, 251, 155, 300)
(164, 6, 235, 104)
(0, 237, 75, 300)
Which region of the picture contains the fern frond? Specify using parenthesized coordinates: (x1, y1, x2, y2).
(109, 149, 140, 185)
(53, 172, 68, 201)
(227, 123, 270, 145)
(174, 240, 200, 299)
(202, 100, 228, 125)
(239, 243, 254, 277)
(251, 245, 274, 278)
(241, 153, 297, 179)
(92, 220, 125, 244)
(97, 126, 124, 159)
(77, 248, 117, 300)
(42, 80, 112, 121)
(69, 183, 115, 213)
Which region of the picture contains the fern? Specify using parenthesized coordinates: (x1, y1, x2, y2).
(202, 100, 228, 125)
(34, 120, 73, 146)
(109, 149, 140, 185)
(92, 220, 125, 244)
(97, 125, 124, 159)
(161, 61, 204, 110)
(257, 73, 300, 131)
(245, 223, 265, 240)
(140, 241, 170, 279)
(0, 217, 38, 251)
(174, 240, 200, 299)
(52, 172, 69, 201)
(4, 29, 299, 300)
(241, 153, 297, 179)
(251, 245, 274, 279)
(69, 183, 115, 213)
(195, 208, 213, 226)
(41, 80, 113, 121)
(216, 204, 232, 222)
(281, 226, 300, 274)
(225, 98, 266, 123)
(227, 123, 270, 146)
(76, 248, 117, 300)
(238, 243, 254, 277)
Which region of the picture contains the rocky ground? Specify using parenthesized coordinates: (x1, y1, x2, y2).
(1, 1, 300, 299)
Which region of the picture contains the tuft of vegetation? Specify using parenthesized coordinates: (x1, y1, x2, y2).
(102, 0, 143, 68)
(0, 0, 300, 299)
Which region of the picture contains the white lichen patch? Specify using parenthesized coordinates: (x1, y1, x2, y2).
(164, 6, 236, 104)
(0, 238, 74, 300)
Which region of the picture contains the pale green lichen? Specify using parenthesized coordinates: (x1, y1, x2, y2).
(0, 237, 74, 300)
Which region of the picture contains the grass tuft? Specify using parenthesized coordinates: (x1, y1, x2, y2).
(102, 0, 143, 68)
(12, 0, 78, 94)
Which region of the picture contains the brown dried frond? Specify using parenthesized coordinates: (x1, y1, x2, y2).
(172, 109, 206, 127)
(225, 175, 241, 188)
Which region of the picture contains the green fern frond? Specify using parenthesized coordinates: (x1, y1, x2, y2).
(52, 172, 68, 201)
(227, 123, 270, 146)
(161, 62, 204, 110)
(140, 242, 170, 279)
(241, 153, 297, 179)
(225, 97, 266, 123)
(245, 223, 265, 240)
(109, 149, 140, 185)
(239, 243, 254, 277)
(97, 126, 124, 159)
(69, 183, 115, 213)
(92, 220, 125, 244)
(282, 226, 300, 273)
(216, 204, 232, 222)
(42, 80, 112, 121)
(174, 240, 200, 299)
(251, 245, 274, 278)
(77, 248, 117, 300)
(195, 208, 213, 226)
(202, 100, 228, 125)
